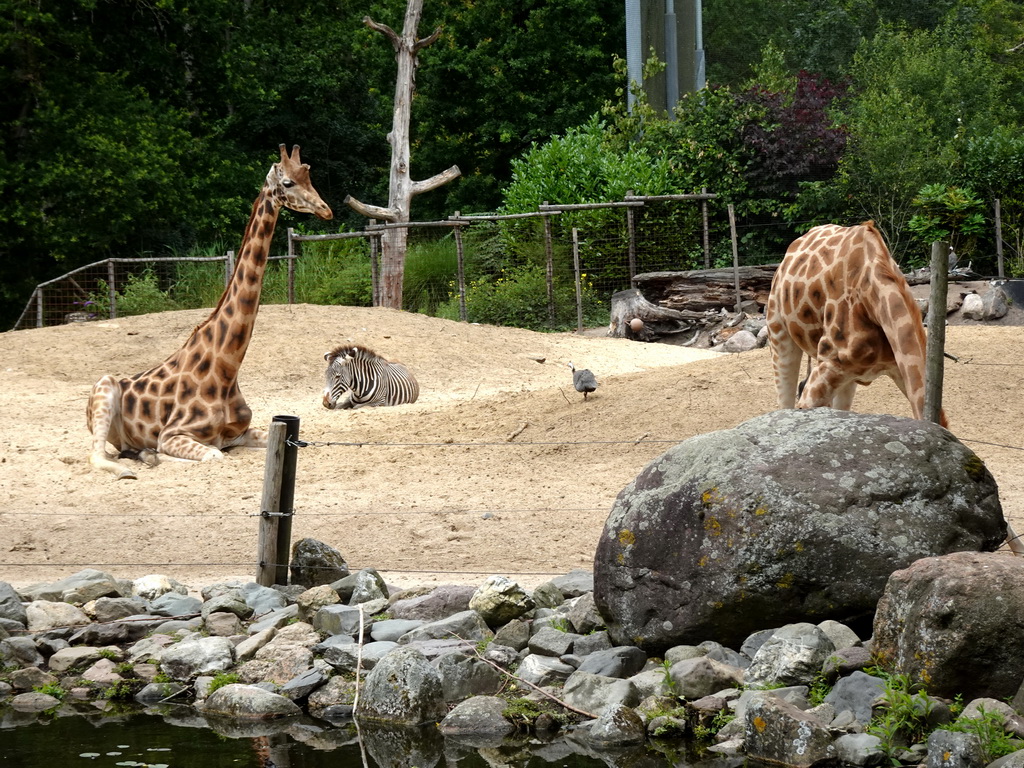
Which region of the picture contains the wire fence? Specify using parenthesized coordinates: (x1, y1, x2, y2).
(13, 193, 773, 332)
(2, 415, 1023, 577)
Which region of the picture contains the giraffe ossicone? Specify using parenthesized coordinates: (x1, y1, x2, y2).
(766, 220, 948, 429)
(87, 144, 333, 479)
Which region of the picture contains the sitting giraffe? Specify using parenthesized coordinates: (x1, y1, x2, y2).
(87, 145, 333, 479)
(766, 220, 948, 429)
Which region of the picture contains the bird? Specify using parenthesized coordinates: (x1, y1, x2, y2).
(568, 361, 598, 401)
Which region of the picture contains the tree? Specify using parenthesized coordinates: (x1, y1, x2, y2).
(344, 0, 461, 310)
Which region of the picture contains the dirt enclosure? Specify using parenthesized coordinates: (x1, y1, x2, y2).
(1, 303, 1022, 595)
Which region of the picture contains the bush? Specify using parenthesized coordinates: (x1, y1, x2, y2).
(436, 263, 607, 331)
(90, 269, 178, 317)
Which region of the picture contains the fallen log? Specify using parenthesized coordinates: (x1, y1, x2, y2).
(632, 264, 778, 313)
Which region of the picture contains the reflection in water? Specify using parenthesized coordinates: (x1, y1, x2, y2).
(0, 706, 730, 768)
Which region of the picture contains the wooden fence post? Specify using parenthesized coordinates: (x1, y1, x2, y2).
(287, 227, 296, 305)
(543, 206, 555, 325)
(454, 215, 467, 322)
(626, 191, 637, 280)
(256, 420, 287, 587)
(572, 227, 583, 333)
(255, 415, 301, 586)
(995, 199, 1004, 279)
(924, 241, 949, 425)
(728, 204, 741, 312)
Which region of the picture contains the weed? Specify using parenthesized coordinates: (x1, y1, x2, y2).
(97, 649, 119, 661)
(660, 659, 680, 698)
(102, 680, 141, 702)
(34, 682, 66, 701)
(809, 670, 833, 707)
(868, 672, 941, 763)
(947, 707, 1023, 763)
(207, 671, 239, 695)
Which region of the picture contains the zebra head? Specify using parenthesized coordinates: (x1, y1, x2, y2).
(322, 346, 356, 409)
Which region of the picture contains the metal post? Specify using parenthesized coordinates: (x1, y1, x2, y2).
(272, 414, 300, 586)
(35, 288, 43, 328)
(287, 227, 296, 305)
(995, 199, 1004, 279)
(924, 241, 949, 425)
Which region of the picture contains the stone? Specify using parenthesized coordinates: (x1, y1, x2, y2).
(388, 585, 476, 621)
(438, 695, 514, 737)
(149, 592, 202, 618)
(574, 646, 648, 678)
(669, 656, 744, 699)
(132, 574, 188, 600)
(873, 551, 1024, 700)
(398, 610, 493, 645)
(436, 652, 504, 702)
(25, 600, 91, 632)
(824, 670, 887, 724)
(744, 692, 837, 768)
(355, 646, 447, 725)
(746, 623, 836, 687)
(595, 409, 1007, 652)
(562, 670, 639, 716)
(585, 704, 647, 747)
(290, 538, 349, 588)
(349, 568, 389, 605)
(926, 729, 985, 768)
(0, 581, 28, 625)
(468, 575, 535, 627)
(160, 636, 235, 680)
(295, 584, 340, 623)
(201, 683, 301, 719)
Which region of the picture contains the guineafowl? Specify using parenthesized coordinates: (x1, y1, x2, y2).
(568, 361, 598, 401)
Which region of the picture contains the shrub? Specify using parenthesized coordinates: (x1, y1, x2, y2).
(90, 269, 179, 317)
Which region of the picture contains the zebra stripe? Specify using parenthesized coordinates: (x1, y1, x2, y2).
(322, 344, 419, 410)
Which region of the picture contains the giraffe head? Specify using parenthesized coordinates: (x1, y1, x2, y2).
(267, 144, 334, 220)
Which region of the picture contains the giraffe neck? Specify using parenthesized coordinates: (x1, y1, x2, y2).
(188, 188, 281, 373)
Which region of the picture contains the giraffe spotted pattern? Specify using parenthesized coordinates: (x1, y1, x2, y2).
(765, 221, 948, 429)
(86, 145, 333, 479)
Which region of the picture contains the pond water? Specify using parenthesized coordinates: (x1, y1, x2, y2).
(0, 705, 723, 768)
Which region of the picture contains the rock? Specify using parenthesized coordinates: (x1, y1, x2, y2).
(746, 623, 836, 687)
(280, 668, 328, 702)
(574, 646, 648, 678)
(85, 596, 149, 622)
(11, 691, 61, 712)
(25, 600, 91, 632)
(0, 581, 28, 626)
(239, 583, 288, 617)
(873, 552, 1024, 699)
(595, 409, 1008, 652)
(205, 612, 244, 637)
(201, 593, 254, 621)
(824, 670, 887, 724)
(349, 568, 389, 605)
(201, 683, 302, 719)
(744, 692, 837, 768)
(438, 695, 514, 737)
(516, 654, 576, 687)
(436, 652, 504, 702)
(397, 610, 493, 645)
(468, 575, 535, 627)
(290, 538, 349, 588)
(961, 286, 1009, 321)
(149, 592, 202, 617)
(566, 592, 605, 634)
(562, 670, 639, 716)
(834, 733, 887, 766)
(822, 646, 875, 682)
(722, 329, 759, 352)
(584, 704, 647, 747)
(160, 636, 235, 680)
(550, 569, 594, 598)
(926, 729, 985, 768)
(132, 574, 188, 600)
(355, 646, 447, 725)
(295, 584, 340, 623)
(528, 626, 580, 656)
(818, 619, 862, 651)
(388, 584, 476, 621)
(48, 569, 123, 604)
(669, 656, 744, 699)
(320, 640, 397, 673)
(9, 666, 57, 691)
(0, 637, 43, 667)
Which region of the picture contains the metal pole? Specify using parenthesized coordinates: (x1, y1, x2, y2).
(995, 199, 1004, 279)
(924, 241, 949, 425)
(273, 414, 300, 585)
(287, 227, 296, 305)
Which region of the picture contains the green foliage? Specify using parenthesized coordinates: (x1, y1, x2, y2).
(660, 658, 680, 699)
(907, 184, 987, 265)
(808, 670, 833, 707)
(946, 708, 1023, 763)
(97, 649, 119, 661)
(436, 263, 607, 331)
(692, 709, 736, 741)
(292, 236, 373, 307)
(89, 270, 179, 318)
(403, 237, 458, 314)
(868, 672, 941, 761)
(207, 672, 239, 695)
(102, 679, 141, 702)
(34, 682, 65, 700)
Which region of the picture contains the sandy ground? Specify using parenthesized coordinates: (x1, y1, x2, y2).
(1, 301, 1021, 595)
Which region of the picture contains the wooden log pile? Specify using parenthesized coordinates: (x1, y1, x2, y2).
(608, 265, 778, 346)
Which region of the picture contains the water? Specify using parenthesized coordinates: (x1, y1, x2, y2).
(0, 704, 711, 768)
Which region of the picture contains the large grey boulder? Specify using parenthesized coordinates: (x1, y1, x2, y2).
(873, 551, 1024, 700)
(388, 585, 476, 622)
(468, 575, 534, 627)
(744, 692, 837, 768)
(595, 409, 1008, 651)
(160, 636, 235, 680)
(355, 646, 447, 725)
(746, 623, 836, 687)
(0, 582, 27, 626)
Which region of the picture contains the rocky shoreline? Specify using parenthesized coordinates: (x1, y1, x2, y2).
(3, 565, 1024, 767)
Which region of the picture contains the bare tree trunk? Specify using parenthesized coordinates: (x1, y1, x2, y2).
(344, 0, 461, 309)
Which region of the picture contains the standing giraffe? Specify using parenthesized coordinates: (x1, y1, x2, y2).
(765, 221, 948, 429)
(87, 144, 333, 479)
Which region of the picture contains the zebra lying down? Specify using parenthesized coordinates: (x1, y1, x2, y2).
(322, 344, 419, 410)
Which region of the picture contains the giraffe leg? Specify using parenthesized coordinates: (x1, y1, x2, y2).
(226, 428, 268, 449)
(87, 376, 137, 480)
(1005, 523, 1024, 557)
(769, 331, 803, 409)
(798, 360, 846, 410)
(830, 381, 858, 411)
(158, 434, 225, 462)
